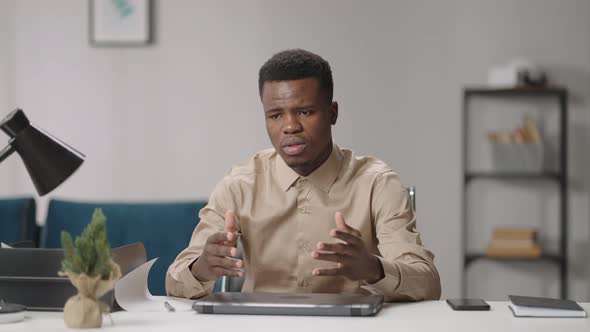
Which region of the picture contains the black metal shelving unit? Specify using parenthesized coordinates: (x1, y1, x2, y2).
(462, 86, 568, 299)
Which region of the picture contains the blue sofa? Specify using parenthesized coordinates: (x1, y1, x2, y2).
(41, 199, 207, 295)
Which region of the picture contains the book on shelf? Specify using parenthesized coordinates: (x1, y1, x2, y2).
(486, 245, 542, 258)
(492, 227, 537, 240)
(486, 227, 542, 258)
(508, 295, 586, 318)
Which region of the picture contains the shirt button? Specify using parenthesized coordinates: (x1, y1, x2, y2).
(298, 240, 310, 253)
(299, 207, 307, 214)
(299, 279, 309, 287)
(303, 240, 311, 252)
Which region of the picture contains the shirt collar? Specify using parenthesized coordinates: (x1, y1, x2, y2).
(275, 154, 300, 192)
(275, 144, 344, 193)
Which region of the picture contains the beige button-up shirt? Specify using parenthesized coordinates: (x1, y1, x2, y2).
(166, 145, 441, 301)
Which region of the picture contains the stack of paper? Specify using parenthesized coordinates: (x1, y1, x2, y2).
(508, 295, 586, 318)
(114, 258, 194, 312)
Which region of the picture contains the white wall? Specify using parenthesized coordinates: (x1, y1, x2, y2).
(1, 0, 588, 300)
(0, 1, 19, 194)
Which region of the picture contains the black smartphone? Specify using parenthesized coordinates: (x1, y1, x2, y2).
(446, 298, 490, 311)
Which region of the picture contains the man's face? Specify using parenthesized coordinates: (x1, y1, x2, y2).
(262, 78, 338, 176)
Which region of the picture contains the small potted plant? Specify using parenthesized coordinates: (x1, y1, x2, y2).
(60, 208, 121, 329)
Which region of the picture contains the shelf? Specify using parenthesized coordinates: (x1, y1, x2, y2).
(465, 172, 563, 183)
(462, 85, 568, 298)
(464, 86, 567, 97)
(464, 253, 564, 267)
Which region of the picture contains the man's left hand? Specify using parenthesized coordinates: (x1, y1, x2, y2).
(311, 212, 385, 284)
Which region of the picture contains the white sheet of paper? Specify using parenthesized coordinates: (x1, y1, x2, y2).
(114, 258, 194, 312)
(0, 243, 13, 249)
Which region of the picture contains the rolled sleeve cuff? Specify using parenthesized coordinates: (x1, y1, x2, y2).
(175, 259, 216, 299)
(361, 256, 401, 296)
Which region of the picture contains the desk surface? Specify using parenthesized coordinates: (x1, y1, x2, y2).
(1, 301, 589, 332)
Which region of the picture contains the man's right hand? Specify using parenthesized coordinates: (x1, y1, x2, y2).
(191, 210, 244, 281)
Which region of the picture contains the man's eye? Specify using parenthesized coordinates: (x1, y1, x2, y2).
(269, 114, 281, 120)
(298, 111, 311, 116)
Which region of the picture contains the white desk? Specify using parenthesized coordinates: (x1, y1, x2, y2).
(1, 301, 588, 332)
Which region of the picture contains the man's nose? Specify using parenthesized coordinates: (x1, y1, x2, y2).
(282, 113, 303, 134)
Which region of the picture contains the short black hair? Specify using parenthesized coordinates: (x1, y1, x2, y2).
(258, 49, 333, 102)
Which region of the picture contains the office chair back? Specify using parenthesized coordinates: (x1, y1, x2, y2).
(0, 197, 38, 245)
(407, 186, 416, 211)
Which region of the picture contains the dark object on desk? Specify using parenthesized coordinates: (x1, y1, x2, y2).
(446, 298, 490, 311)
(0, 243, 146, 311)
(193, 292, 384, 316)
(508, 295, 586, 318)
(0, 300, 26, 324)
(8, 240, 36, 248)
(164, 301, 176, 312)
(0, 108, 85, 196)
(0, 247, 75, 311)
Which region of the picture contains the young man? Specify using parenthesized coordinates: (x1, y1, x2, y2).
(166, 49, 441, 301)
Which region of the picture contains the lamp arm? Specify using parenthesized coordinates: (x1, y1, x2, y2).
(0, 144, 15, 163)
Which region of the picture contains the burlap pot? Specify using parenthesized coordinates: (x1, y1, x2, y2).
(60, 261, 121, 329)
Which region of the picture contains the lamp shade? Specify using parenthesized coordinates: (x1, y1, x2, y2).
(0, 109, 85, 196)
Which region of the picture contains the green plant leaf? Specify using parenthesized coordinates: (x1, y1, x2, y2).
(60, 208, 113, 279)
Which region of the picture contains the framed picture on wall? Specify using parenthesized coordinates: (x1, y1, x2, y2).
(89, 0, 152, 46)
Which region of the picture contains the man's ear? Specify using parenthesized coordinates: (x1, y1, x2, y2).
(330, 101, 339, 125)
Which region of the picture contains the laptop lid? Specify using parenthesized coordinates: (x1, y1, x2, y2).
(192, 292, 384, 316)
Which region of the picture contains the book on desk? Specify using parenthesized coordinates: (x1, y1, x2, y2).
(508, 295, 587, 318)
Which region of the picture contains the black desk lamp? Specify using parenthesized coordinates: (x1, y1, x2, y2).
(0, 109, 85, 196)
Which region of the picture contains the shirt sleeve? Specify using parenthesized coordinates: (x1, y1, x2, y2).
(362, 172, 441, 301)
(165, 179, 232, 299)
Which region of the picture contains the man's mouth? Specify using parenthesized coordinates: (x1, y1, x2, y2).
(282, 141, 306, 156)
(281, 136, 306, 156)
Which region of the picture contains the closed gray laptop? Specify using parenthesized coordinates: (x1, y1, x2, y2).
(192, 292, 384, 316)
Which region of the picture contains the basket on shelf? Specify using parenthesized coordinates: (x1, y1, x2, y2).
(490, 142, 543, 173)
(488, 114, 543, 173)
